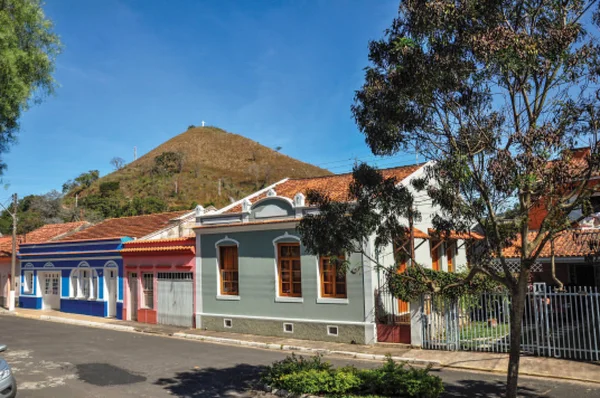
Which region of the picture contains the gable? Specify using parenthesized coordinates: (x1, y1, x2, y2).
(251, 197, 295, 220)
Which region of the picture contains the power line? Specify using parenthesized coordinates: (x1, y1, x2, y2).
(316, 152, 417, 168)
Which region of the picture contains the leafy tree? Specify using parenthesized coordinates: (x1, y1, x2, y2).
(0, 0, 61, 174)
(153, 151, 184, 175)
(99, 181, 120, 196)
(110, 157, 126, 170)
(63, 170, 100, 193)
(300, 1, 600, 397)
(0, 190, 64, 235)
(79, 193, 122, 219)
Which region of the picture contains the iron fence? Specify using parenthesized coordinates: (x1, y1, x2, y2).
(421, 283, 600, 361)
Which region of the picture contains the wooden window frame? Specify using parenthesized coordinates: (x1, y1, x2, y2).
(319, 256, 347, 299)
(277, 243, 302, 297)
(446, 241, 456, 273)
(219, 245, 239, 296)
(431, 239, 442, 271)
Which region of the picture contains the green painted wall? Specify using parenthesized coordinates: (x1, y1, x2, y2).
(200, 228, 365, 322)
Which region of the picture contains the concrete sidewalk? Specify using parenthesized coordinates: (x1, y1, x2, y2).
(2, 308, 599, 384)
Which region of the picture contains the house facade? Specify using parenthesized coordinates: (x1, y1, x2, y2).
(19, 237, 126, 317)
(18, 211, 192, 318)
(0, 221, 89, 309)
(121, 237, 196, 327)
(193, 164, 478, 344)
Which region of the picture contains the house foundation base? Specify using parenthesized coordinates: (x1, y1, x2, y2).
(199, 315, 369, 344)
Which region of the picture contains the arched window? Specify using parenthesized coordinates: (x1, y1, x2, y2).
(215, 236, 240, 297)
(71, 262, 98, 300)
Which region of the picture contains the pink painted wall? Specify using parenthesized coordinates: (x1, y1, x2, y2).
(122, 252, 196, 324)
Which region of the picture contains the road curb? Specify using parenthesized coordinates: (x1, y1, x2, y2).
(4, 311, 599, 385)
(172, 332, 441, 367)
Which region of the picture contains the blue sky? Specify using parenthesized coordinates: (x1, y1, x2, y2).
(2, 0, 418, 198)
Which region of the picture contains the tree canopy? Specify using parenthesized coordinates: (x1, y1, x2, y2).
(299, 1, 600, 397)
(0, 0, 61, 173)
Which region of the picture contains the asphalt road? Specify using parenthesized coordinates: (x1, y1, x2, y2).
(0, 316, 599, 397)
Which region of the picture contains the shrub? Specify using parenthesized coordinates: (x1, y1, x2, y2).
(261, 353, 330, 386)
(262, 354, 443, 398)
(276, 368, 361, 396)
(356, 357, 443, 398)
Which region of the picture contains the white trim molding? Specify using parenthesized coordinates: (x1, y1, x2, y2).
(317, 297, 349, 305)
(275, 296, 304, 303)
(216, 294, 240, 301)
(104, 260, 119, 268)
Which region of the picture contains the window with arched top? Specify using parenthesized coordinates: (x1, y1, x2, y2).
(70, 263, 98, 300)
(215, 237, 240, 297)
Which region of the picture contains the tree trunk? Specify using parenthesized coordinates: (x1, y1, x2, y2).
(506, 274, 529, 398)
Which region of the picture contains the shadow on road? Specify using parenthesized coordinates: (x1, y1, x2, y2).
(155, 363, 266, 397)
(76, 363, 147, 386)
(441, 378, 540, 397)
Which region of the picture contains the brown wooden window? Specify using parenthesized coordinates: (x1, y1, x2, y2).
(278, 243, 301, 297)
(320, 257, 347, 298)
(431, 239, 441, 271)
(219, 246, 239, 295)
(446, 241, 455, 273)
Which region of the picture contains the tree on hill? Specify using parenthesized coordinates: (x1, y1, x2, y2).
(0, 190, 65, 235)
(62, 170, 100, 193)
(299, 1, 600, 397)
(110, 157, 126, 170)
(153, 151, 184, 176)
(0, 0, 61, 174)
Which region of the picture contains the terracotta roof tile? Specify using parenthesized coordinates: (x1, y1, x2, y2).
(60, 211, 189, 241)
(23, 221, 90, 243)
(502, 229, 600, 258)
(225, 164, 425, 214)
(121, 246, 195, 254)
(124, 237, 195, 245)
(0, 222, 90, 256)
(427, 229, 484, 240)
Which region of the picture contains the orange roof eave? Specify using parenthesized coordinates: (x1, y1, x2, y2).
(427, 228, 484, 240)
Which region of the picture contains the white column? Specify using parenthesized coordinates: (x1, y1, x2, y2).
(410, 298, 424, 347)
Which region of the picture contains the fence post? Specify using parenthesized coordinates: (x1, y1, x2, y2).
(410, 298, 424, 347)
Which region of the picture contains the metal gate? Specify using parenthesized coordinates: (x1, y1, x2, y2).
(157, 272, 193, 328)
(421, 283, 600, 362)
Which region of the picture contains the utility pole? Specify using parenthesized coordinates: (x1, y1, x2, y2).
(8, 193, 17, 311)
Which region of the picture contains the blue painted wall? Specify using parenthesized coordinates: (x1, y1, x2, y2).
(19, 296, 41, 309)
(18, 237, 127, 318)
(116, 302, 123, 320)
(61, 299, 106, 317)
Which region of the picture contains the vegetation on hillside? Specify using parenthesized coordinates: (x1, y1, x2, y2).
(62, 126, 330, 211)
(0, 126, 329, 234)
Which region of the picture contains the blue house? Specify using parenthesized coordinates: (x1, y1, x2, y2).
(19, 238, 128, 318)
(18, 210, 192, 318)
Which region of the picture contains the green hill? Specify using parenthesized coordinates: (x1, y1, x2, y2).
(65, 126, 330, 213)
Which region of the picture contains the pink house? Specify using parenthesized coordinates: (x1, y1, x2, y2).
(121, 237, 196, 327)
